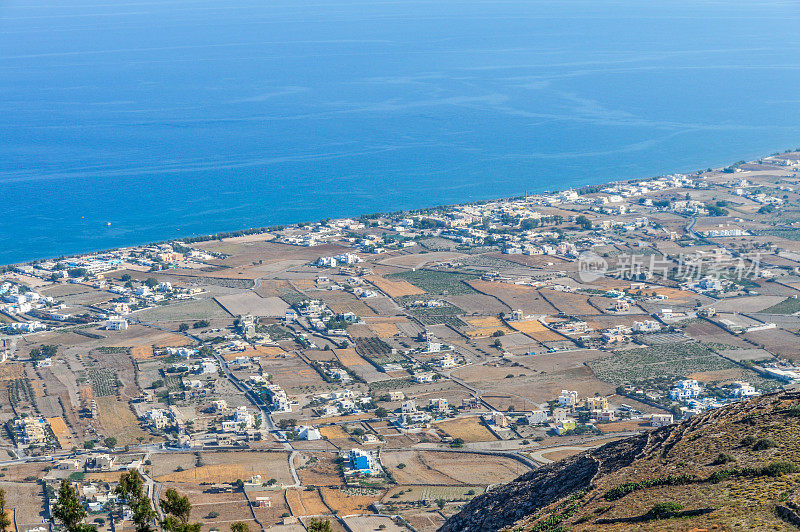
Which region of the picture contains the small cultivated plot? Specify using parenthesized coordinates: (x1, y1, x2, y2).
(365, 274, 425, 298)
(464, 316, 513, 338)
(388, 270, 479, 295)
(382, 451, 530, 486)
(285, 488, 329, 516)
(435, 416, 498, 443)
(0, 481, 43, 529)
(95, 396, 157, 445)
(321, 486, 386, 514)
(383, 485, 484, 504)
(154, 451, 293, 486)
(294, 453, 344, 487)
(342, 515, 408, 532)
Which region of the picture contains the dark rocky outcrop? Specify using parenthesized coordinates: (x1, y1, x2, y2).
(440, 390, 800, 532)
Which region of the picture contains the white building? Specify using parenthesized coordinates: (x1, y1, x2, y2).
(669, 380, 702, 401)
(104, 316, 129, 330)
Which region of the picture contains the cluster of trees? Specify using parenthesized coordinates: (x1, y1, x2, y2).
(178, 320, 210, 332)
(30, 344, 57, 361)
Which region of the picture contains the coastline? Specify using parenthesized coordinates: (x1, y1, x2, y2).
(2, 148, 796, 269)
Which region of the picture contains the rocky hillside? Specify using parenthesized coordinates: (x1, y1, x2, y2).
(440, 390, 800, 531)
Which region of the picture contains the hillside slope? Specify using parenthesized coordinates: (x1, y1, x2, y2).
(440, 390, 800, 531)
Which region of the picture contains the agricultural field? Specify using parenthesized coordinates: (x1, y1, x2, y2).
(321, 486, 385, 514)
(443, 293, 509, 315)
(134, 297, 230, 323)
(405, 302, 466, 327)
(343, 515, 406, 532)
(589, 343, 744, 385)
(507, 319, 566, 342)
(383, 485, 483, 504)
(464, 317, 511, 338)
(435, 416, 498, 443)
(382, 451, 530, 486)
(743, 328, 800, 360)
(46, 416, 74, 449)
(215, 292, 289, 317)
(294, 452, 344, 487)
(365, 275, 425, 298)
(95, 396, 157, 445)
(388, 270, 479, 295)
(758, 296, 800, 314)
(86, 367, 119, 396)
(467, 281, 557, 315)
(286, 488, 330, 516)
(353, 336, 404, 365)
(682, 321, 753, 347)
(155, 451, 293, 485)
(541, 290, 599, 316)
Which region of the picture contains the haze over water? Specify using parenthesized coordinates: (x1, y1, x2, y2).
(2, 0, 800, 265)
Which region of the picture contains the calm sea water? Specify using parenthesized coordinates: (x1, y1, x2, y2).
(2, 0, 800, 264)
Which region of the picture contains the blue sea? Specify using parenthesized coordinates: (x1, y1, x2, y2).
(2, 0, 799, 265)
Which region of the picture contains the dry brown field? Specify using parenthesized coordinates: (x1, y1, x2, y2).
(744, 328, 800, 360)
(294, 453, 344, 487)
(316, 291, 377, 316)
(464, 317, 512, 338)
(130, 344, 155, 360)
(318, 425, 350, 440)
(0, 481, 42, 530)
(286, 488, 329, 516)
(683, 321, 752, 347)
(542, 290, 598, 315)
(159, 480, 260, 531)
(46, 416, 74, 448)
(0, 363, 24, 382)
(321, 487, 385, 514)
(444, 293, 509, 315)
(332, 348, 370, 367)
(435, 417, 497, 443)
(383, 451, 529, 486)
(467, 281, 557, 314)
(156, 451, 293, 485)
(507, 319, 567, 342)
(95, 396, 156, 445)
(262, 353, 329, 393)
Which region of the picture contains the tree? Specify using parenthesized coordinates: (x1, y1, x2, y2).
(575, 215, 592, 230)
(160, 488, 192, 523)
(104, 437, 117, 449)
(374, 407, 388, 418)
(53, 480, 89, 532)
(230, 523, 250, 532)
(83, 441, 95, 449)
(116, 471, 155, 532)
(145, 278, 159, 288)
(0, 489, 11, 532)
(277, 419, 297, 430)
(131, 497, 157, 532)
(160, 488, 201, 532)
(30, 344, 57, 361)
(178, 323, 190, 332)
(308, 519, 333, 532)
(68, 268, 88, 278)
